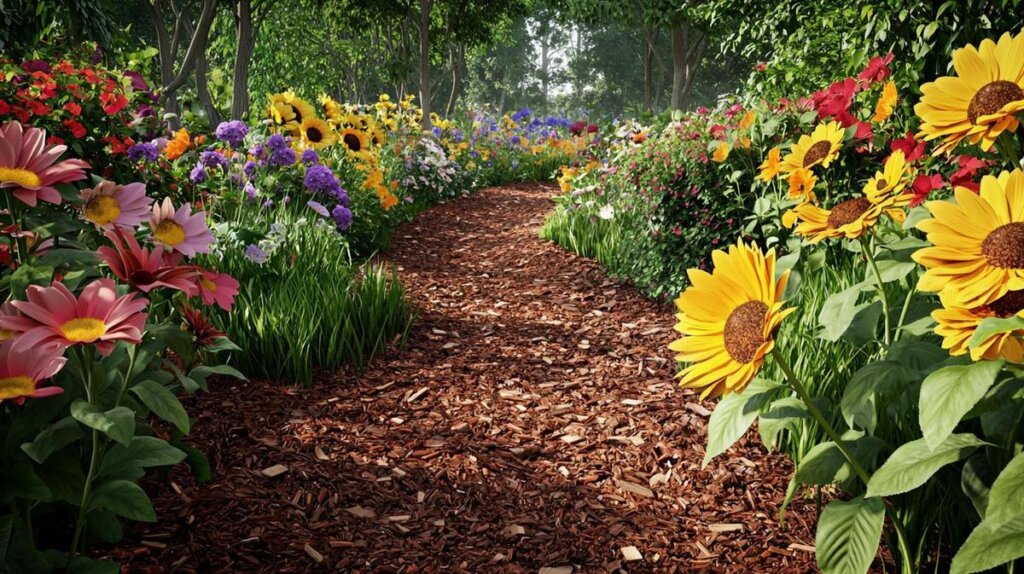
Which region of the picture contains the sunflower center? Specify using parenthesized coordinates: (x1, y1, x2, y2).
(291, 104, 304, 125)
(343, 133, 362, 152)
(153, 220, 186, 246)
(967, 81, 1024, 124)
(876, 178, 888, 190)
(723, 300, 769, 364)
(84, 195, 122, 225)
(827, 198, 872, 228)
(0, 167, 42, 189)
(59, 317, 107, 343)
(306, 127, 323, 143)
(802, 141, 832, 168)
(0, 375, 35, 400)
(987, 290, 1024, 318)
(982, 222, 1024, 268)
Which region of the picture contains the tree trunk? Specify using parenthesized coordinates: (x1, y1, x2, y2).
(643, 39, 654, 112)
(194, 32, 221, 125)
(147, 0, 180, 128)
(418, 0, 433, 130)
(445, 42, 463, 117)
(231, 0, 256, 119)
(670, 22, 704, 111)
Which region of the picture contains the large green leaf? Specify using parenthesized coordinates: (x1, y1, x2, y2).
(984, 452, 1024, 529)
(919, 361, 1002, 449)
(951, 515, 1024, 574)
(130, 380, 190, 434)
(89, 480, 156, 522)
(758, 397, 809, 448)
(702, 378, 781, 467)
(21, 416, 83, 464)
(969, 316, 1024, 350)
(962, 454, 996, 519)
(818, 285, 862, 342)
(98, 436, 186, 480)
(867, 434, 986, 498)
(795, 433, 887, 487)
(841, 361, 914, 434)
(70, 401, 135, 446)
(815, 496, 885, 574)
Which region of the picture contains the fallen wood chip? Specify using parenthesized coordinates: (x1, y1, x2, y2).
(708, 523, 744, 533)
(618, 480, 654, 498)
(260, 464, 288, 478)
(345, 506, 376, 519)
(620, 546, 643, 562)
(406, 387, 429, 402)
(502, 524, 526, 537)
(303, 544, 324, 564)
(538, 567, 573, 574)
(560, 434, 584, 444)
(314, 446, 329, 461)
(788, 543, 816, 553)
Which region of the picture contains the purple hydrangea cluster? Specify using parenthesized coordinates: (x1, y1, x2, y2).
(331, 205, 352, 231)
(267, 133, 287, 151)
(215, 120, 249, 148)
(189, 165, 207, 183)
(243, 160, 258, 176)
(300, 149, 319, 165)
(269, 146, 296, 167)
(199, 150, 229, 169)
(127, 142, 159, 162)
(303, 164, 347, 204)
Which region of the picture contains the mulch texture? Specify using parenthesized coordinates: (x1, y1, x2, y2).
(107, 183, 817, 573)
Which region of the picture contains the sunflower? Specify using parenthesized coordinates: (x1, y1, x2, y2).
(913, 169, 1024, 308)
(792, 192, 894, 243)
(933, 289, 1024, 361)
(864, 149, 910, 206)
(872, 80, 898, 123)
(779, 121, 845, 173)
(339, 127, 369, 155)
(712, 142, 730, 162)
(299, 117, 337, 150)
(319, 95, 344, 126)
(670, 240, 794, 399)
(787, 168, 817, 202)
(915, 31, 1024, 154)
(266, 91, 316, 135)
(757, 146, 781, 181)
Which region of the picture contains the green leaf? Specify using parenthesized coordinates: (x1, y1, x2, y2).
(818, 285, 862, 342)
(67, 556, 120, 574)
(21, 416, 83, 464)
(962, 454, 996, 519)
(176, 442, 213, 483)
(189, 364, 248, 385)
(795, 433, 887, 487)
(984, 452, 1024, 529)
(130, 380, 190, 434)
(815, 496, 885, 574)
(951, 515, 1024, 574)
(0, 462, 52, 503)
(758, 397, 809, 448)
(867, 434, 986, 498)
(842, 361, 914, 433)
(867, 260, 916, 283)
(99, 436, 186, 480)
(919, 361, 1002, 449)
(703, 378, 782, 467)
(969, 316, 1024, 350)
(70, 401, 135, 446)
(89, 480, 157, 522)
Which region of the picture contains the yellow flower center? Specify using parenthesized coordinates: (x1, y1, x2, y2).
(0, 167, 42, 189)
(343, 133, 363, 152)
(802, 141, 833, 168)
(967, 81, 1024, 124)
(723, 300, 768, 364)
(59, 317, 107, 343)
(199, 277, 217, 292)
(0, 328, 16, 341)
(987, 289, 1024, 318)
(84, 195, 122, 225)
(827, 198, 872, 228)
(0, 375, 35, 400)
(153, 220, 186, 246)
(982, 222, 1024, 269)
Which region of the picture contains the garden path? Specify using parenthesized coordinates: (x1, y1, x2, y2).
(111, 183, 816, 573)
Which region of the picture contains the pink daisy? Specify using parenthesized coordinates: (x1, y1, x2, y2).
(196, 270, 240, 311)
(80, 180, 153, 229)
(149, 197, 214, 258)
(97, 229, 200, 295)
(0, 340, 67, 405)
(0, 121, 90, 206)
(0, 278, 148, 356)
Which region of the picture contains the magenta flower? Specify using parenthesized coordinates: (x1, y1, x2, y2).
(97, 229, 200, 295)
(80, 180, 153, 229)
(149, 197, 214, 258)
(0, 121, 90, 206)
(0, 279, 148, 356)
(0, 341, 67, 405)
(196, 270, 240, 312)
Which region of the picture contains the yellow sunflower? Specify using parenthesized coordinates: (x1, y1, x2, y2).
(872, 80, 898, 124)
(780, 120, 845, 173)
(299, 117, 337, 150)
(914, 169, 1024, 308)
(319, 95, 344, 126)
(933, 288, 1024, 361)
(339, 127, 370, 155)
(915, 31, 1024, 154)
(757, 146, 782, 181)
(266, 91, 316, 135)
(787, 168, 817, 202)
(712, 142, 730, 162)
(864, 149, 910, 206)
(670, 240, 795, 399)
(792, 192, 894, 244)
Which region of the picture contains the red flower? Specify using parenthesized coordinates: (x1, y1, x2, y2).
(46, 136, 64, 146)
(950, 155, 988, 193)
(0, 99, 9, 115)
(83, 69, 101, 84)
(909, 174, 944, 207)
(25, 100, 50, 117)
(181, 304, 225, 347)
(858, 53, 894, 86)
(100, 91, 129, 115)
(891, 131, 926, 162)
(62, 119, 86, 138)
(586, 123, 598, 133)
(811, 78, 857, 119)
(63, 102, 82, 117)
(852, 120, 873, 142)
(709, 124, 727, 138)
(755, 62, 767, 72)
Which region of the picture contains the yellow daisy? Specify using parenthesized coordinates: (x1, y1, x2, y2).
(915, 31, 1024, 154)
(872, 80, 898, 123)
(914, 169, 1024, 308)
(670, 240, 795, 399)
(712, 142, 730, 163)
(779, 121, 845, 173)
(757, 146, 782, 181)
(787, 168, 817, 202)
(933, 288, 1024, 361)
(792, 192, 893, 244)
(864, 149, 910, 206)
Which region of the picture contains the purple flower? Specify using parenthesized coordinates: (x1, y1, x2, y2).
(127, 142, 159, 162)
(199, 150, 228, 169)
(307, 201, 329, 217)
(269, 146, 296, 167)
(243, 160, 257, 176)
(331, 205, 352, 231)
(189, 165, 207, 183)
(301, 148, 319, 165)
(303, 164, 342, 196)
(337, 190, 350, 207)
(243, 182, 258, 200)
(21, 60, 51, 73)
(215, 120, 249, 148)
(267, 133, 287, 151)
(263, 199, 275, 208)
(251, 144, 265, 158)
(244, 244, 269, 264)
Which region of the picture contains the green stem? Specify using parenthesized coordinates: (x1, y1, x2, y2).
(893, 283, 916, 343)
(68, 347, 99, 560)
(861, 236, 892, 346)
(996, 132, 1021, 168)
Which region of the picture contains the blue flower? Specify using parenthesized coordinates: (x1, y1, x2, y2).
(215, 120, 248, 148)
(189, 165, 207, 183)
(331, 205, 352, 231)
(127, 142, 159, 162)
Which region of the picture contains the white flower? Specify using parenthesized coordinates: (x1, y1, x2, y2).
(598, 205, 615, 220)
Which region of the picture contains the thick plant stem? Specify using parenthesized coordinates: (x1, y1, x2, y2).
(69, 348, 99, 560)
(861, 236, 891, 346)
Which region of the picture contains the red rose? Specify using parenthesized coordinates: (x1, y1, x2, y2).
(811, 78, 858, 119)
(63, 101, 82, 117)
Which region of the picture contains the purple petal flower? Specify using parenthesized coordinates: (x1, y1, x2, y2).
(244, 244, 269, 264)
(301, 148, 319, 165)
(189, 165, 207, 183)
(215, 120, 249, 148)
(331, 205, 352, 231)
(307, 200, 329, 217)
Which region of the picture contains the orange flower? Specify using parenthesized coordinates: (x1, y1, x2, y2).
(164, 128, 191, 160)
(712, 142, 730, 163)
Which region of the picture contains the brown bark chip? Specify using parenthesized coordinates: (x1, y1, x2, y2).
(104, 183, 817, 572)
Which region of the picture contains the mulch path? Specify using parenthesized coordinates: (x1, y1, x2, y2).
(107, 182, 817, 573)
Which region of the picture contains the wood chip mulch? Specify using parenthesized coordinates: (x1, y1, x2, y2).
(105, 182, 817, 573)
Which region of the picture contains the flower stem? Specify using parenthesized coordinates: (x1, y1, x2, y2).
(997, 132, 1021, 169)
(69, 347, 100, 560)
(861, 236, 891, 346)
(893, 283, 916, 343)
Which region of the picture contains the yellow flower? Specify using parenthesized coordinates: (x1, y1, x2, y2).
(739, 110, 757, 130)
(780, 121, 844, 173)
(164, 128, 191, 160)
(872, 81, 898, 123)
(915, 31, 1024, 154)
(670, 240, 795, 399)
(913, 169, 1024, 308)
(712, 142, 730, 163)
(757, 147, 781, 181)
(299, 117, 337, 150)
(787, 168, 817, 202)
(735, 136, 752, 149)
(864, 150, 910, 205)
(933, 289, 1024, 361)
(792, 183, 900, 243)
(339, 128, 370, 155)
(319, 95, 344, 126)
